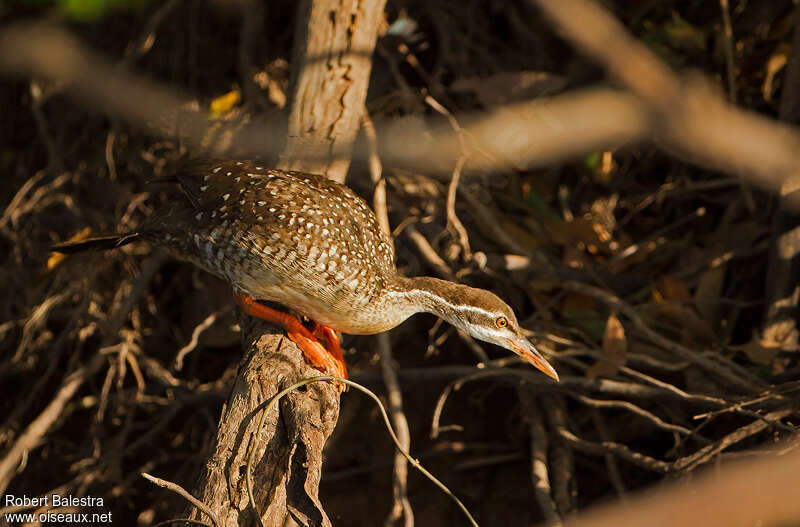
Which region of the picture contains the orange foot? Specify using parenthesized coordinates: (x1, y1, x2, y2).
(233, 293, 348, 389)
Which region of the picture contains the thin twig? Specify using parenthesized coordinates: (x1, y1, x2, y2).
(562, 281, 760, 393)
(425, 95, 472, 259)
(673, 408, 797, 471)
(247, 376, 479, 527)
(365, 107, 413, 526)
(142, 472, 220, 527)
(404, 224, 456, 281)
(556, 427, 672, 474)
(0, 353, 106, 494)
(174, 306, 232, 370)
(363, 110, 391, 238)
(566, 392, 699, 439)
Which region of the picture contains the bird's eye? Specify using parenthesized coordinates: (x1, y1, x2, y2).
(496, 316, 508, 328)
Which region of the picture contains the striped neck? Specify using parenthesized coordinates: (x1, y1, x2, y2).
(389, 276, 495, 332)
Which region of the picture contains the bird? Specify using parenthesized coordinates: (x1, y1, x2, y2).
(53, 159, 559, 382)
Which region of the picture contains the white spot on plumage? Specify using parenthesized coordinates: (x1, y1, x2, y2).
(213, 166, 222, 173)
(222, 193, 230, 201)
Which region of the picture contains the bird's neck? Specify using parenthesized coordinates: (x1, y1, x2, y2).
(387, 276, 473, 332)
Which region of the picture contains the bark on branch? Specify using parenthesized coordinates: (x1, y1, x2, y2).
(186, 317, 340, 527)
(185, 1, 387, 523)
(279, 0, 388, 183)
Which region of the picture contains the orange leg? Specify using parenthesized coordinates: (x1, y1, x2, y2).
(234, 293, 348, 384)
(309, 321, 344, 365)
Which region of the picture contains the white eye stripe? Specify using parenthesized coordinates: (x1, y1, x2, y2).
(387, 289, 506, 321)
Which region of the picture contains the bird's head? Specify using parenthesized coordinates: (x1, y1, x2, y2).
(407, 278, 559, 381)
(452, 288, 559, 381)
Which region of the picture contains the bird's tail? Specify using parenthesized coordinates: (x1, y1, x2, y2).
(51, 232, 141, 254)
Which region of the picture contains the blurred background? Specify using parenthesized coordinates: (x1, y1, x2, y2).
(1, 0, 799, 525)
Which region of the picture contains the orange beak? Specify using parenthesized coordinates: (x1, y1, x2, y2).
(505, 337, 559, 381)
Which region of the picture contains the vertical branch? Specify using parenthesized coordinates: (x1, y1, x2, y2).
(365, 109, 414, 526)
(186, 319, 340, 527)
(279, 0, 388, 183)
(518, 386, 562, 526)
(378, 333, 414, 527)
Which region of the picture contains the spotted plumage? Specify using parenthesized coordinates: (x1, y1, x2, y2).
(141, 160, 398, 333)
(53, 159, 558, 380)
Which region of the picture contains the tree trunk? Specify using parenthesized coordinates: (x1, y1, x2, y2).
(185, 1, 386, 524)
(278, 0, 388, 183)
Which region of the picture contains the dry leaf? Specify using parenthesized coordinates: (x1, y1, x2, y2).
(588, 313, 627, 378)
(655, 275, 690, 301)
(210, 90, 241, 117)
(653, 275, 717, 346)
(763, 43, 790, 102)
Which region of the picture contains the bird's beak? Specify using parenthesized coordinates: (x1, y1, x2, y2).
(505, 337, 559, 381)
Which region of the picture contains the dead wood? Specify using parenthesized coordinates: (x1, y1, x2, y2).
(186, 316, 340, 527)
